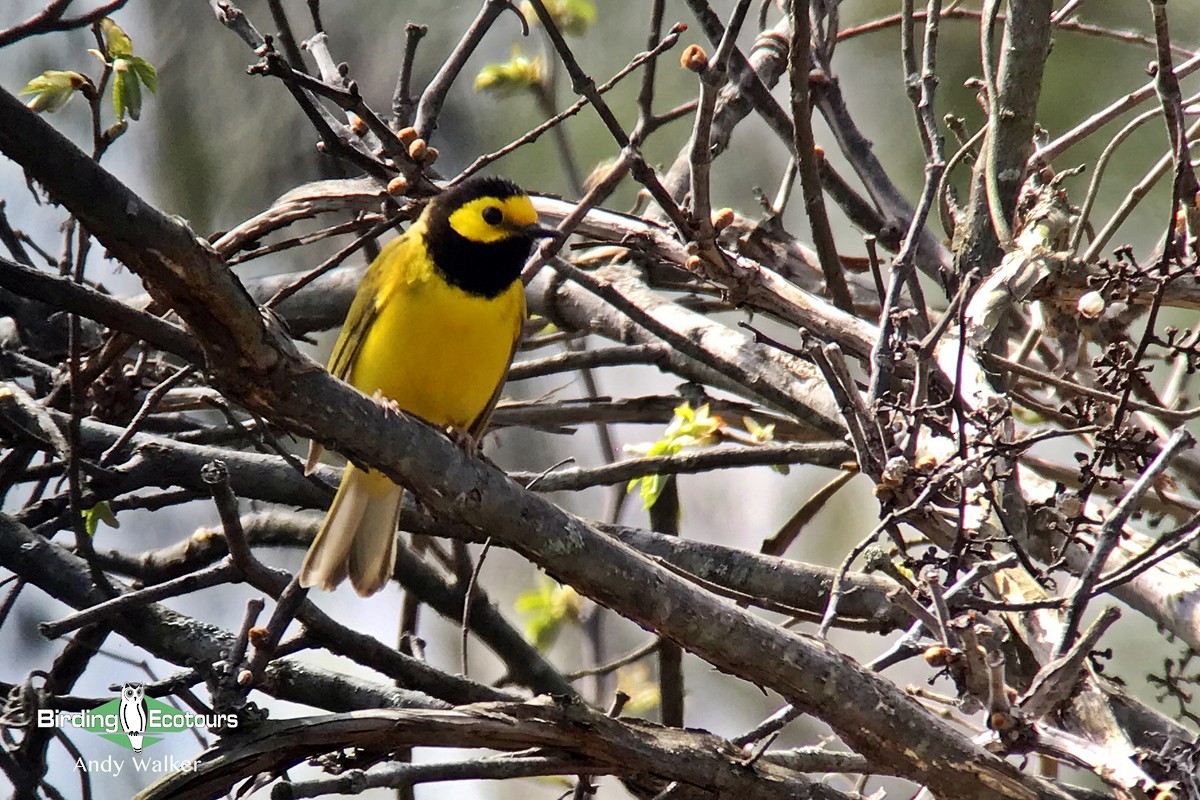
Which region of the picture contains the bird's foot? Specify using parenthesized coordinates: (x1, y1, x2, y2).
(448, 427, 481, 456)
(370, 389, 402, 415)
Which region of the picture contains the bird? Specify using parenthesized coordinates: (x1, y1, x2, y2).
(299, 175, 555, 596)
(119, 683, 146, 752)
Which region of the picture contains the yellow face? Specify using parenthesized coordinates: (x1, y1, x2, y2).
(447, 194, 540, 244)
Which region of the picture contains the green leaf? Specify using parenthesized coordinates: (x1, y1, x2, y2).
(631, 473, 667, 510)
(19, 70, 88, 113)
(112, 59, 141, 121)
(521, 0, 596, 36)
(101, 17, 134, 59)
(129, 56, 157, 93)
(82, 501, 120, 538)
(529, 314, 557, 335)
(663, 402, 721, 445)
(515, 579, 581, 651)
(474, 45, 544, 97)
(623, 402, 722, 509)
(742, 416, 775, 444)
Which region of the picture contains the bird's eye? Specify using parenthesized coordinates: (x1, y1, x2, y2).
(482, 206, 503, 225)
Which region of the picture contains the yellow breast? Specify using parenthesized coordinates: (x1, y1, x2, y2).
(343, 232, 525, 431)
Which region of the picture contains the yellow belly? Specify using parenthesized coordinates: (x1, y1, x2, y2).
(347, 274, 524, 432)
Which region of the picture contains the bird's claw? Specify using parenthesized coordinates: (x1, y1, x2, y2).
(370, 389, 402, 415)
(448, 428, 480, 456)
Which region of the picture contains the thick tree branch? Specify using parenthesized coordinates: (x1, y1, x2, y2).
(137, 697, 853, 800)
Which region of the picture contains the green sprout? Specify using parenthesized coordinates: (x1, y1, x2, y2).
(625, 402, 722, 509)
(515, 577, 582, 652)
(520, 0, 596, 36)
(19, 71, 91, 113)
(96, 17, 157, 121)
(474, 45, 545, 97)
(82, 501, 120, 538)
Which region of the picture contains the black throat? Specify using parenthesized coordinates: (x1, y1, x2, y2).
(424, 224, 534, 299)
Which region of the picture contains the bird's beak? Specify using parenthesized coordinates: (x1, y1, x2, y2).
(521, 223, 562, 240)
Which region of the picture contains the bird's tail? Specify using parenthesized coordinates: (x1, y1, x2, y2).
(299, 464, 401, 596)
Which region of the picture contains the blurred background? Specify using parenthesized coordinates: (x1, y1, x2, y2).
(2, 1, 1199, 797)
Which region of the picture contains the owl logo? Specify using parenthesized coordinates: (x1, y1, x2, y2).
(118, 683, 147, 752)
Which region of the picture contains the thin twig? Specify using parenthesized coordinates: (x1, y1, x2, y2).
(99, 365, 194, 465)
(0, 0, 129, 49)
(788, 0, 854, 312)
(460, 537, 493, 679)
(39, 561, 239, 640)
(458, 23, 686, 182)
(391, 23, 428, 129)
(731, 704, 804, 747)
(1054, 427, 1194, 657)
(564, 639, 661, 680)
(413, 0, 524, 140)
(979, 0, 1012, 247)
(1036, 53, 1200, 165)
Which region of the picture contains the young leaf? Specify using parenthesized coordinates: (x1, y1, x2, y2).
(515, 578, 581, 651)
(521, 0, 596, 36)
(474, 45, 544, 97)
(82, 501, 120, 538)
(19, 71, 88, 114)
(112, 59, 141, 121)
(742, 416, 776, 444)
(739, 415, 788, 472)
(129, 56, 157, 94)
(625, 438, 681, 509)
(100, 17, 134, 59)
(624, 402, 722, 509)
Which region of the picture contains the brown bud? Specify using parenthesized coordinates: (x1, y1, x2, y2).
(913, 454, 937, 472)
(237, 669, 254, 686)
(680, 44, 708, 73)
(347, 112, 367, 136)
(923, 645, 955, 668)
(396, 126, 419, 146)
(247, 626, 270, 649)
(407, 137, 428, 162)
(684, 254, 703, 272)
(386, 175, 410, 196)
(422, 146, 439, 166)
(711, 207, 735, 231)
(989, 710, 1017, 732)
